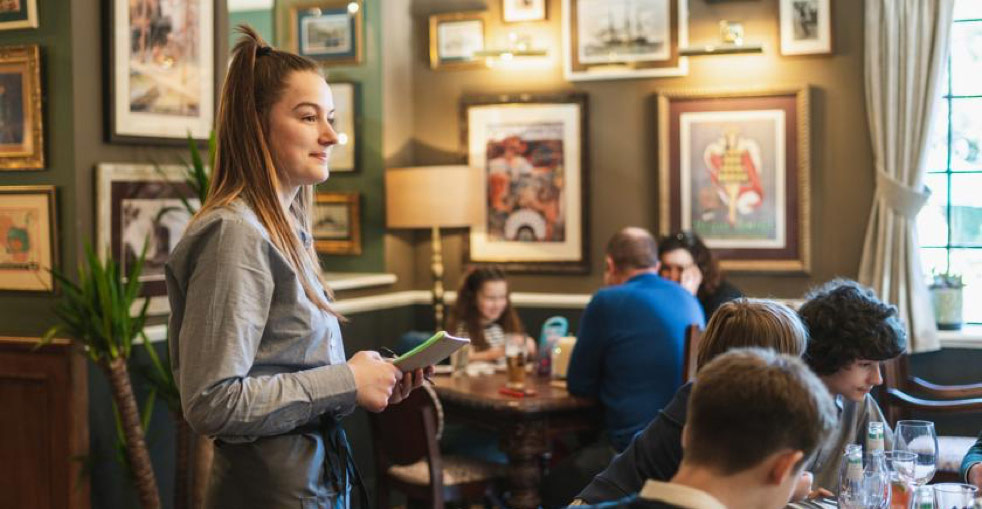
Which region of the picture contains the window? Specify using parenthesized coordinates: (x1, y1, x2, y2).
(918, 0, 982, 324)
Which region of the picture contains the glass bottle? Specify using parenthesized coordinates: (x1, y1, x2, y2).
(867, 421, 885, 460)
(910, 485, 934, 509)
(864, 449, 891, 509)
(839, 444, 866, 509)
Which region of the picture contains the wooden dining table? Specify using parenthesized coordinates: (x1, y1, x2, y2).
(431, 370, 600, 509)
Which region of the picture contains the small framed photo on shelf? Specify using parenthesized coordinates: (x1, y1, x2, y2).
(0, 0, 39, 30)
(0, 44, 43, 170)
(657, 87, 812, 273)
(108, 0, 214, 144)
(328, 81, 358, 173)
(462, 93, 590, 273)
(429, 12, 486, 70)
(313, 192, 361, 255)
(779, 0, 832, 56)
(563, 0, 688, 81)
(290, 0, 363, 65)
(502, 0, 547, 23)
(0, 186, 56, 292)
(97, 163, 199, 314)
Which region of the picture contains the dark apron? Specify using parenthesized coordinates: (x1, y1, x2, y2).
(207, 417, 367, 509)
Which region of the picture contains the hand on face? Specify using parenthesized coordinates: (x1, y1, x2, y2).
(679, 264, 703, 296)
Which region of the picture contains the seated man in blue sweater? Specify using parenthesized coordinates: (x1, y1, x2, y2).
(540, 227, 704, 508)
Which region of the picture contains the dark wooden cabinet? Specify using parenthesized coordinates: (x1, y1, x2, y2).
(0, 337, 88, 509)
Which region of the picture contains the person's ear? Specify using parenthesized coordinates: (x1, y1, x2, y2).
(767, 450, 805, 486)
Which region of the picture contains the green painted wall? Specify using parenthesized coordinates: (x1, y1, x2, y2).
(229, 9, 274, 47)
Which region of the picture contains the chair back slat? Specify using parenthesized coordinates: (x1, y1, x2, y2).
(682, 324, 703, 382)
(372, 384, 443, 466)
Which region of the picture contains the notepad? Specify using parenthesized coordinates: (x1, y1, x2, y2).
(393, 331, 470, 372)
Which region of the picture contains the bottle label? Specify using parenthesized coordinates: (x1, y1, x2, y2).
(847, 458, 864, 481)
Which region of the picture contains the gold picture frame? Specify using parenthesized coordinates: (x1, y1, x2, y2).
(289, 0, 364, 66)
(313, 192, 361, 255)
(429, 11, 486, 70)
(0, 44, 43, 170)
(657, 87, 812, 273)
(0, 185, 57, 292)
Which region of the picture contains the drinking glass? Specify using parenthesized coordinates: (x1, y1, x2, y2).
(933, 483, 978, 509)
(504, 334, 527, 389)
(893, 420, 939, 486)
(884, 450, 917, 509)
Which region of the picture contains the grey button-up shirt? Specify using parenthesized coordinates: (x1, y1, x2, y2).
(165, 201, 357, 444)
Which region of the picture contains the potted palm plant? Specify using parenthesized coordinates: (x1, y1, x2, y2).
(929, 271, 965, 331)
(41, 243, 160, 509)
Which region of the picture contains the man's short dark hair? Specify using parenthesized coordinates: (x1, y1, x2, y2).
(606, 227, 658, 271)
(685, 348, 837, 474)
(799, 279, 906, 375)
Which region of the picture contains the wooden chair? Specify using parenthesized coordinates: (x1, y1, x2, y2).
(681, 325, 703, 382)
(881, 354, 982, 481)
(370, 384, 504, 509)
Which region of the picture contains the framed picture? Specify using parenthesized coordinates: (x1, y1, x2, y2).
(290, 0, 363, 65)
(502, 0, 547, 23)
(313, 192, 361, 255)
(0, 44, 43, 170)
(429, 12, 486, 70)
(0, 0, 38, 30)
(562, 0, 688, 81)
(779, 0, 832, 56)
(97, 164, 199, 314)
(657, 87, 811, 273)
(108, 0, 214, 143)
(0, 186, 55, 292)
(463, 93, 589, 273)
(328, 81, 358, 173)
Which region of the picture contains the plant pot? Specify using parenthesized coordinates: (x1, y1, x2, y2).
(930, 286, 964, 331)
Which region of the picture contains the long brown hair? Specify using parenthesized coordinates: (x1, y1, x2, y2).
(447, 267, 524, 351)
(197, 25, 337, 315)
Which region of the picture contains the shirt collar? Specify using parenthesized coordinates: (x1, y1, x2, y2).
(639, 480, 728, 509)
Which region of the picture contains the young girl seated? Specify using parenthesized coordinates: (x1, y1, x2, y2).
(447, 266, 534, 362)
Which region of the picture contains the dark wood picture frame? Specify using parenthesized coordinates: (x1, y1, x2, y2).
(461, 93, 590, 274)
(0, 185, 57, 293)
(657, 87, 812, 273)
(313, 191, 361, 255)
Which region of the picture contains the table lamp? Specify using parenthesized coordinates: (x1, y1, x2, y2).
(385, 165, 482, 329)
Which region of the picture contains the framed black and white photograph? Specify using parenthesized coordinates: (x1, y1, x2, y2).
(502, 0, 547, 23)
(779, 0, 832, 56)
(328, 81, 358, 173)
(289, 0, 363, 65)
(563, 0, 688, 81)
(0, 0, 38, 30)
(429, 12, 486, 70)
(108, 0, 214, 143)
(97, 163, 199, 314)
(313, 192, 361, 255)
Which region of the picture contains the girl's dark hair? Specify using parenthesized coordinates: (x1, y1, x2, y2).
(800, 279, 907, 375)
(447, 266, 524, 351)
(658, 231, 723, 298)
(200, 25, 339, 316)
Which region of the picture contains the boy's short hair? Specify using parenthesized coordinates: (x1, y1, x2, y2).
(799, 279, 906, 375)
(696, 298, 808, 371)
(685, 348, 837, 474)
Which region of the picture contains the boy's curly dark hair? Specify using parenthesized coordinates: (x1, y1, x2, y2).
(799, 279, 906, 375)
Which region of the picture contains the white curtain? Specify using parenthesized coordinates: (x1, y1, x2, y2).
(860, 0, 954, 353)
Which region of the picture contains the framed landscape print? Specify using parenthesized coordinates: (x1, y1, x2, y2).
(780, 0, 832, 56)
(657, 87, 811, 273)
(502, 0, 546, 23)
(108, 0, 214, 143)
(463, 93, 589, 273)
(97, 164, 199, 314)
(429, 12, 486, 70)
(328, 81, 358, 173)
(313, 192, 361, 255)
(0, 44, 43, 170)
(290, 0, 363, 65)
(563, 0, 688, 81)
(0, 0, 38, 30)
(0, 186, 55, 292)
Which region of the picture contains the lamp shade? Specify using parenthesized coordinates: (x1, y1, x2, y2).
(385, 165, 482, 228)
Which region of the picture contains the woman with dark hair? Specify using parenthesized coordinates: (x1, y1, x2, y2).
(165, 26, 429, 508)
(447, 266, 533, 362)
(658, 231, 742, 318)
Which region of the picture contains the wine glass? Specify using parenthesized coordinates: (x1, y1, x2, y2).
(893, 420, 939, 486)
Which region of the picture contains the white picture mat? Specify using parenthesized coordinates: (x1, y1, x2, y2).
(437, 19, 485, 60)
(780, 0, 832, 55)
(679, 109, 787, 249)
(328, 82, 355, 172)
(468, 103, 583, 262)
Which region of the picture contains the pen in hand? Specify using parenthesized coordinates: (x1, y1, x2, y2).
(380, 347, 434, 385)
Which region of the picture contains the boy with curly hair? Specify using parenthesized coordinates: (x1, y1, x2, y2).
(799, 278, 907, 492)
